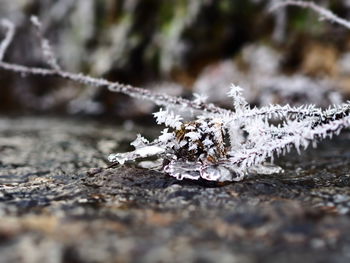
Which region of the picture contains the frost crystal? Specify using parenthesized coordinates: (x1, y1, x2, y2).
(153, 108, 183, 129)
(227, 84, 248, 112)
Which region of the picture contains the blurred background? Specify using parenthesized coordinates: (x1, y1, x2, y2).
(1, 0, 350, 119)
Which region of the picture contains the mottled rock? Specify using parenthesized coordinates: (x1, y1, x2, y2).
(1, 117, 350, 263)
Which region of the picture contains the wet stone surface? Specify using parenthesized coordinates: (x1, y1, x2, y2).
(1, 116, 350, 263)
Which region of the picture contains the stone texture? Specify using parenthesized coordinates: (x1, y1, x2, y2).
(1, 117, 350, 263)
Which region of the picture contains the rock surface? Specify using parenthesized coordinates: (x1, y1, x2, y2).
(1, 116, 350, 263)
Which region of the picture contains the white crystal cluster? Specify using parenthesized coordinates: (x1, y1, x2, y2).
(108, 84, 350, 182)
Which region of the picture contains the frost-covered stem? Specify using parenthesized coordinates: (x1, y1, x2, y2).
(311, 102, 350, 128)
(0, 59, 232, 114)
(231, 104, 322, 122)
(30, 16, 61, 71)
(230, 115, 350, 170)
(270, 0, 350, 30)
(0, 18, 332, 122)
(0, 18, 232, 115)
(227, 134, 300, 169)
(0, 19, 15, 61)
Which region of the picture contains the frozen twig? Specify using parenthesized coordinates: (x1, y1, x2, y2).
(0, 18, 232, 116)
(270, 0, 350, 30)
(0, 17, 320, 121)
(0, 59, 232, 115)
(30, 15, 61, 70)
(0, 19, 15, 61)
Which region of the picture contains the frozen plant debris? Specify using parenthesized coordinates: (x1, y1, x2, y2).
(108, 84, 350, 182)
(1, 7, 350, 182)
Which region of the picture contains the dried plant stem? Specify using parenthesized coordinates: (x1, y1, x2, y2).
(30, 16, 61, 71)
(0, 54, 327, 121)
(0, 15, 346, 126)
(0, 18, 231, 115)
(270, 0, 350, 30)
(0, 58, 234, 115)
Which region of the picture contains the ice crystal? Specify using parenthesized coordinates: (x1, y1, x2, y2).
(153, 108, 183, 129)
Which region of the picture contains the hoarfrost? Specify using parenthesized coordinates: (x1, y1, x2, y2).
(2, 9, 350, 182)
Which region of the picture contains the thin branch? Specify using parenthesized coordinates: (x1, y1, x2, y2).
(228, 114, 350, 170)
(270, 0, 350, 30)
(0, 19, 15, 61)
(0, 58, 328, 121)
(0, 58, 232, 115)
(0, 18, 234, 116)
(0, 18, 328, 123)
(30, 16, 61, 70)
